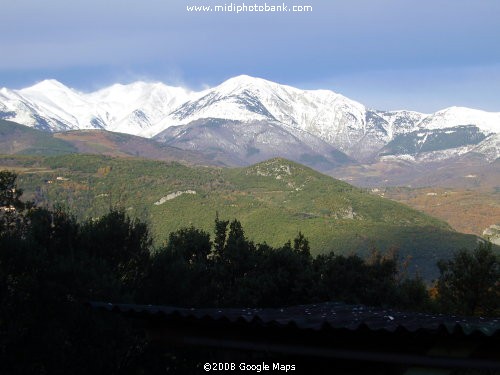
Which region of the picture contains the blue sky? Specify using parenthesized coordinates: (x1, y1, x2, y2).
(1, 0, 499, 112)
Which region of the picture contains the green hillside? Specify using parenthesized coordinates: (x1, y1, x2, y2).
(1, 154, 481, 280)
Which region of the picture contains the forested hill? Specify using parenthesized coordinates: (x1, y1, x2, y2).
(1, 154, 481, 280)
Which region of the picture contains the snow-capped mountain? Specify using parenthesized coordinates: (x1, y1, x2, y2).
(378, 125, 489, 162)
(153, 118, 354, 170)
(0, 75, 499, 163)
(418, 106, 500, 134)
(86, 81, 193, 134)
(470, 133, 500, 162)
(0, 79, 193, 134)
(143, 75, 367, 141)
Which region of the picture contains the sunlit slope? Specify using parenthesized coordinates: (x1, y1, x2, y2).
(0, 119, 76, 155)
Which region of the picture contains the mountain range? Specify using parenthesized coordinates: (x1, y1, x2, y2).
(1, 75, 498, 169)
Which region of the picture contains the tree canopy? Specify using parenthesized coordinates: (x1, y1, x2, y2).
(436, 241, 499, 316)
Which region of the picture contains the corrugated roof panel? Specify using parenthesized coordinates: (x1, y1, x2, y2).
(88, 301, 500, 337)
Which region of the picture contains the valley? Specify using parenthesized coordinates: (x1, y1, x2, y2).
(331, 157, 500, 238)
(379, 186, 500, 238)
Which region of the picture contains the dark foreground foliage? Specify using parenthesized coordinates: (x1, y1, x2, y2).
(0, 171, 498, 374)
(436, 241, 499, 316)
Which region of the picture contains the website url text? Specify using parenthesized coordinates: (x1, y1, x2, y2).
(186, 3, 313, 13)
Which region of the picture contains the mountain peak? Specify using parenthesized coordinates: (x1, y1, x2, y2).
(225, 74, 261, 83)
(217, 75, 276, 93)
(23, 79, 70, 92)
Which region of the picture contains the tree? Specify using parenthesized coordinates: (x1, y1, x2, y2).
(166, 226, 212, 264)
(396, 276, 432, 311)
(0, 170, 25, 209)
(293, 231, 311, 257)
(436, 242, 499, 316)
(314, 252, 368, 304)
(213, 212, 229, 258)
(217, 220, 256, 302)
(0, 171, 32, 237)
(80, 209, 152, 294)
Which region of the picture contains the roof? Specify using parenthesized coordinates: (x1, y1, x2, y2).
(88, 301, 500, 338)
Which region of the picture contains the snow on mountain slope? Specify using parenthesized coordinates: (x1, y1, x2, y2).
(373, 108, 499, 161)
(176, 75, 367, 141)
(142, 75, 368, 155)
(0, 84, 72, 131)
(86, 81, 194, 134)
(0, 75, 499, 163)
(1, 79, 195, 135)
(376, 110, 429, 138)
(469, 133, 500, 161)
(418, 106, 500, 134)
(153, 117, 354, 170)
(19, 79, 103, 130)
